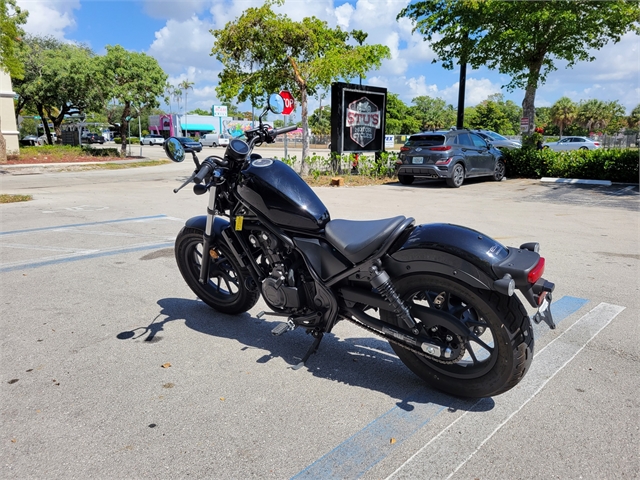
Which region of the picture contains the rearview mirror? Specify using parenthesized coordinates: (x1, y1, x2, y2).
(268, 93, 285, 114)
(164, 137, 185, 162)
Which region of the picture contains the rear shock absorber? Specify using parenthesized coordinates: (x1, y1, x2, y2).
(370, 264, 420, 335)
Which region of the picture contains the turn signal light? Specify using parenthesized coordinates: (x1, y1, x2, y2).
(527, 257, 545, 284)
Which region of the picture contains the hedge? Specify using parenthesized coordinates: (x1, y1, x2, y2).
(80, 146, 121, 157)
(501, 148, 639, 183)
(114, 137, 140, 145)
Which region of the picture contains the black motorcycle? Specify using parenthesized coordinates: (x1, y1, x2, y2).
(163, 93, 555, 398)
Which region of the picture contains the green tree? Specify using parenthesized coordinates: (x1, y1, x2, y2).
(410, 95, 455, 131)
(0, 0, 28, 162)
(188, 108, 210, 116)
(309, 105, 331, 135)
(468, 94, 520, 134)
(385, 93, 420, 134)
(13, 35, 102, 144)
(628, 104, 640, 129)
(0, 0, 27, 78)
(211, 0, 390, 173)
(399, 0, 640, 144)
(550, 96, 577, 138)
(577, 99, 607, 133)
(98, 45, 168, 155)
(179, 79, 194, 136)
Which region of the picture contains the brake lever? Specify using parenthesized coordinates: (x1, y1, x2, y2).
(173, 170, 198, 193)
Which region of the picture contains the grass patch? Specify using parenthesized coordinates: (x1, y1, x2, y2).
(0, 194, 33, 204)
(302, 174, 396, 187)
(60, 160, 171, 171)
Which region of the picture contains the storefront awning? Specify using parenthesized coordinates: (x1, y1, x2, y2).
(180, 124, 215, 131)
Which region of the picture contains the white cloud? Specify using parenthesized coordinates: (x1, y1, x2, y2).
(17, 0, 80, 39)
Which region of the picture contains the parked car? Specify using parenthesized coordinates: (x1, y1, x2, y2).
(175, 136, 202, 152)
(200, 133, 230, 147)
(21, 133, 56, 145)
(142, 134, 166, 146)
(84, 133, 105, 144)
(543, 136, 601, 151)
(472, 129, 521, 150)
(396, 129, 505, 188)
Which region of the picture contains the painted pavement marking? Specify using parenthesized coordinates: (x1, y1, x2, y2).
(292, 295, 591, 479)
(385, 302, 624, 480)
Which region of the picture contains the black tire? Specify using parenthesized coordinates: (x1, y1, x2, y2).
(381, 274, 533, 398)
(398, 174, 414, 185)
(579, 146, 588, 150)
(493, 160, 506, 181)
(446, 163, 465, 188)
(174, 227, 259, 314)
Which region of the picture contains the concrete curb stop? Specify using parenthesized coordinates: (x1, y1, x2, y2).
(541, 177, 612, 186)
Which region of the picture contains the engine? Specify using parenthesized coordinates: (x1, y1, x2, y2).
(248, 229, 315, 312)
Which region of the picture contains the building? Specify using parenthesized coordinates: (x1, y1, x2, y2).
(148, 113, 254, 138)
(0, 70, 20, 154)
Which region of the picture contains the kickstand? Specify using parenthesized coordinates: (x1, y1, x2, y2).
(291, 333, 324, 371)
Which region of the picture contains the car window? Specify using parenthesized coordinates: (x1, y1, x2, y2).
(487, 132, 508, 141)
(470, 133, 488, 148)
(571, 138, 584, 142)
(559, 138, 570, 143)
(455, 133, 473, 146)
(406, 135, 446, 146)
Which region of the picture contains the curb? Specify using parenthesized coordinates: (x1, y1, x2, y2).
(540, 177, 612, 186)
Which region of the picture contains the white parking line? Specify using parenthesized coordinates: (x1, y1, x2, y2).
(385, 302, 625, 480)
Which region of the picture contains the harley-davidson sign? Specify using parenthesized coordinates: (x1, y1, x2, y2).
(345, 97, 381, 148)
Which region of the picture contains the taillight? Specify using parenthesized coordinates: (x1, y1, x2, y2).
(594, 142, 600, 146)
(429, 146, 452, 151)
(435, 157, 452, 165)
(400, 146, 410, 152)
(527, 257, 545, 284)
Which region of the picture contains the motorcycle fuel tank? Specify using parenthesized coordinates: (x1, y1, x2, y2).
(237, 158, 330, 231)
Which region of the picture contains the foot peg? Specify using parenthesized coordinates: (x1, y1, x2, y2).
(271, 319, 295, 336)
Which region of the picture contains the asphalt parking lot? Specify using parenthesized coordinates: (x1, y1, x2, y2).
(1, 161, 638, 479)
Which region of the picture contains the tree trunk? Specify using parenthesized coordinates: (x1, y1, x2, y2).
(37, 104, 54, 145)
(299, 87, 309, 175)
(521, 58, 544, 147)
(120, 103, 131, 156)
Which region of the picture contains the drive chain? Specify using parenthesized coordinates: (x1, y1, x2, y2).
(346, 317, 466, 365)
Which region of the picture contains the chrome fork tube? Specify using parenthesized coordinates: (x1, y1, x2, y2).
(199, 185, 218, 284)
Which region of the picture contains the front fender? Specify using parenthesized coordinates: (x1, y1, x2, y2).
(384, 223, 510, 290)
(184, 215, 230, 237)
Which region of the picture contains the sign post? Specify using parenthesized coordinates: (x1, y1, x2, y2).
(279, 91, 295, 160)
(212, 105, 228, 135)
(520, 117, 530, 133)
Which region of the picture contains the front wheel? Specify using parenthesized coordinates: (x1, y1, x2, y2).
(493, 160, 506, 181)
(398, 174, 414, 185)
(381, 274, 533, 398)
(174, 227, 259, 314)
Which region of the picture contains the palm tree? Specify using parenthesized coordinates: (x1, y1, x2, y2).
(577, 99, 607, 133)
(179, 79, 194, 137)
(550, 97, 577, 138)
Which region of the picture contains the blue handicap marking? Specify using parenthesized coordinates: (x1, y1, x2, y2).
(292, 295, 589, 480)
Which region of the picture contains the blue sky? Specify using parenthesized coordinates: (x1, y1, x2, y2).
(15, 0, 640, 117)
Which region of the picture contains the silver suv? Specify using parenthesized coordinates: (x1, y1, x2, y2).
(472, 130, 521, 150)
(396, 130, 506, 188)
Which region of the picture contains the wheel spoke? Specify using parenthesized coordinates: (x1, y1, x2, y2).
(467, 332, 493, 352)
(466, 341, 479, 363)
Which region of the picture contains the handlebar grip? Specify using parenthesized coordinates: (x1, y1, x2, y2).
(271, 125, 298, 136)
(194, 162, 213, 183)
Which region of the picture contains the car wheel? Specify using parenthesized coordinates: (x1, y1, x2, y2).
(446, 163, 465, 188)
(398, 174, 414, 185)
(543, 146, 550, 150)
(579, 146, 588, 150)
(493, 160, 505, 181)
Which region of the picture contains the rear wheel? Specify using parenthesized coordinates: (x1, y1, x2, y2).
(446, 163, 465, 188)
(579, 146, 588, 150)
(175, 227, 259, 314)
(381, 274, 533, 398)
(398, 174, 414, 185)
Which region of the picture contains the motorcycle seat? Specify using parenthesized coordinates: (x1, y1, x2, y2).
(325, 216, 410, 264)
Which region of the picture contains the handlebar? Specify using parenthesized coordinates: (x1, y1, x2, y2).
(270, 125, 298, 136)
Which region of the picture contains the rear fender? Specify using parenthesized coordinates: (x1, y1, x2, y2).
(384, 223, 533, 292)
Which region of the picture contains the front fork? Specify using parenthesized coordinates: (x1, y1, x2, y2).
(199, 185, 218, 284)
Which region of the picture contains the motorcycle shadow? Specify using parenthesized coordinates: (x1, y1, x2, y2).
(117, 297, 494, 412)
